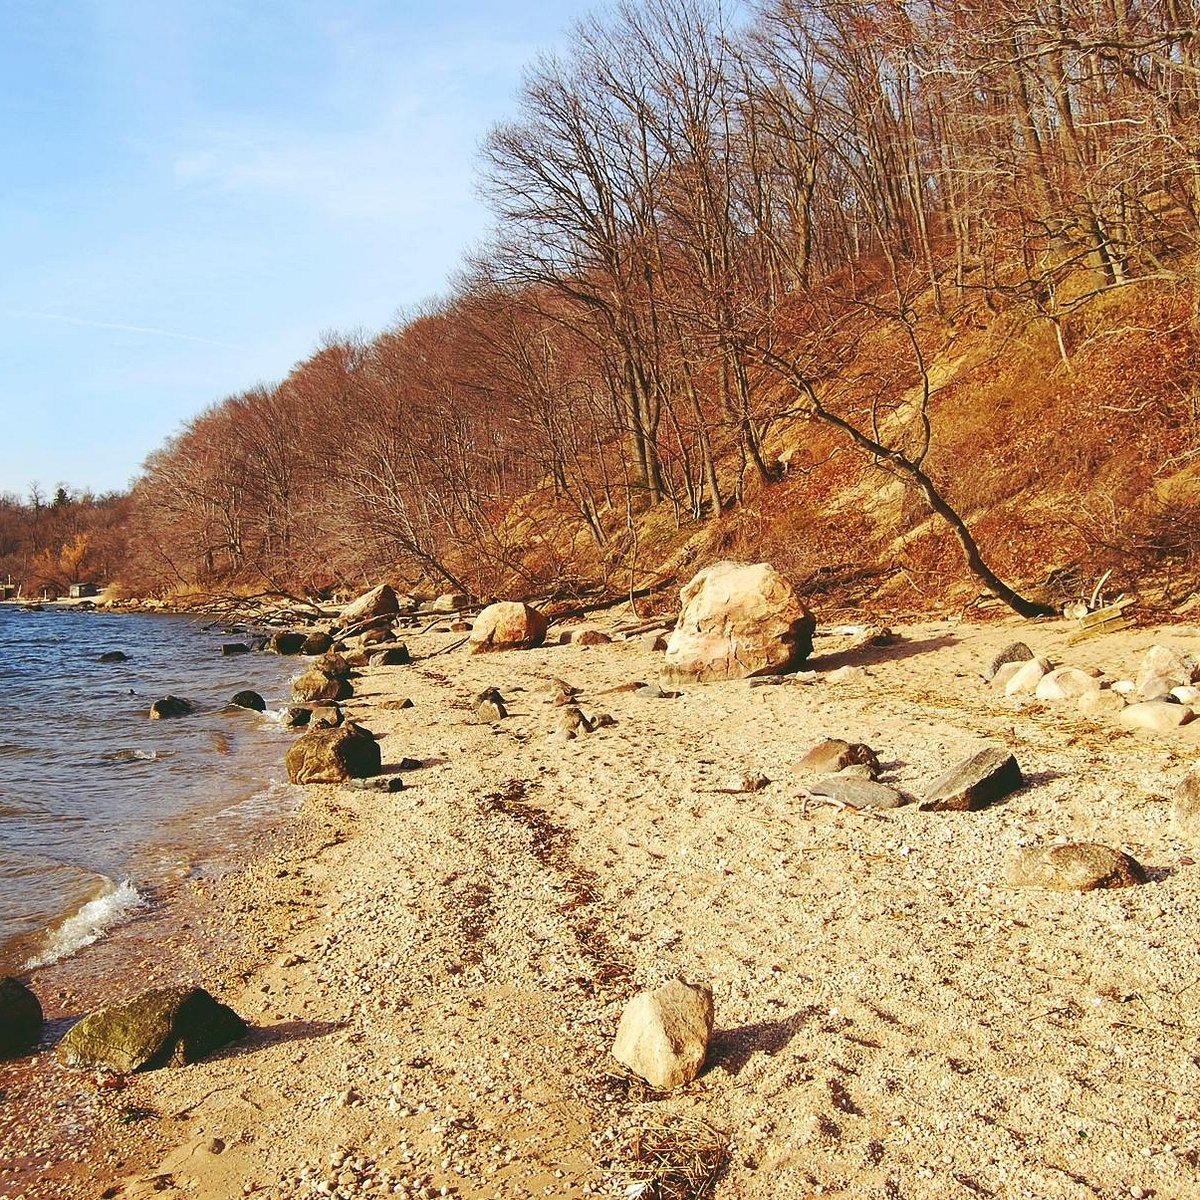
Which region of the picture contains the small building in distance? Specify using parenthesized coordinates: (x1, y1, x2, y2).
(68, 582, 101, 599)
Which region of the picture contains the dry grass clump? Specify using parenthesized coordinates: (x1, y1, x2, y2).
(619, 1114, 731, 1200)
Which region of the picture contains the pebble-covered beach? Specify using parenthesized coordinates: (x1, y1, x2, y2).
(7, 606, 1200, 1199)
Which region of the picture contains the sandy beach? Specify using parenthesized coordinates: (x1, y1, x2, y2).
(7, 609, 1200, 1200)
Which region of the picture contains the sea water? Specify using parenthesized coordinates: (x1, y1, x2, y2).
(0, 604, 301, 974)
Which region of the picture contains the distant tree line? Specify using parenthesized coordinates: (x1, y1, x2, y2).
(0, 487, 129, 596)
(121, 0, 1200, 608)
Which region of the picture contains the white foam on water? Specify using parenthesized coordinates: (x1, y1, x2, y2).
(23, 877, 145, 969)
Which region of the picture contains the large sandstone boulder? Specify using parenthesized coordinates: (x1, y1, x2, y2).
(285, 723, 381, 783)
(0, 977, 43, 1057)
(663, 561, 814, 682)
(56, 986, 246, 1073)
(340, 584, 400, 626)
(469, 602, 548, 653)
(612, 979, 714, 1090)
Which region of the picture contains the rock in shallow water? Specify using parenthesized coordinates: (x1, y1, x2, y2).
(56, 986, 246, 1072)
(149, 695, 194, 719)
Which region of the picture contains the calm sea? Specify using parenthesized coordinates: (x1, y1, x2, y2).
(0, 604, 301, 975)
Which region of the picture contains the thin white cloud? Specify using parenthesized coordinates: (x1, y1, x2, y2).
(3, 309, 243, 350)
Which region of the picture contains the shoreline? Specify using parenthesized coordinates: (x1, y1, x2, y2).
(7, 611, 1200, 1197)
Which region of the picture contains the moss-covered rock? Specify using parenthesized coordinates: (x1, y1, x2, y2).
(56, 986, 246, 1073)
(285, 722, 381, 783)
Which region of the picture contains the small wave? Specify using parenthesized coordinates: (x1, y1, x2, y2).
(23, 878, 145, 969)
(102, 748, 170, 764)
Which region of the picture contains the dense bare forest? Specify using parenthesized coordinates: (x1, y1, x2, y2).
(24, 0, 1200, 612)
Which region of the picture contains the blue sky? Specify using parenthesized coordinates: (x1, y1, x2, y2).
(0, 1, 599, 496)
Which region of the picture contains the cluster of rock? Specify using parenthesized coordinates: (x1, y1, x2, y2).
(986, 639, 1199, 734)
(0, 978, 246, 1074)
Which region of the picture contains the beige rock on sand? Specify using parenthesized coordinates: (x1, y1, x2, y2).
(612, 978, 714, 1090)
(469, 600, 548, 652)
(663, 560, 815, 682)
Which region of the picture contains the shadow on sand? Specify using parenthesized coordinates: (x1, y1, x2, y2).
(809, 631, 960, 673)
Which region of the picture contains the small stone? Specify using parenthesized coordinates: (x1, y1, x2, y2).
(1035, 667, 1102, 701)
(1140, 673, 1181, 701)
(796, 739, 880, 778)
(1173, 686, 1200, 705)
(475, 688, 508, 722)
(558, 706, 593, 735)
(1006, 842, 1147, 890)
(1173, 772, 1200, 839)
(990, 662, 1026, 690)
(827, 665, 866, 684)
(382, 697, 415, 710)
(1078, 691, 1126, 718)
(640, 632, 668, 652)
(1118, 701, 1196, 734)
(636, 684, 666, 699)
(230, 689, 267, 712)
(1004, 658, 1051, 697)
(920, 746, 1023, 812)
(727, 772, 769, 793)
(1137, 645, 1199, 694)
(370, 644, 412, 667)
(99, 649, 130, 663)
(985, 641, 1034, 680)
(220, 643, 249, 657)
(612, 979, 713, 1090)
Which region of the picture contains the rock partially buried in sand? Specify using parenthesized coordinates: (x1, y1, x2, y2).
(475, 687, 508, 722)
(808, 777, 906, 810)
(469, 602, 548, 652)
(612, 979, 714, 1091)
(1118, 700, 1195, 734)
(1004, 658, 1051, 697)
(56, 985, 246, 1073)
(149, 695, 194, 719)
(919, 746, 1023, 812)
(0, 976, 43, 1057)
(1006, 843, 1147, 890)
(285, 723, 380, 783)
(663, 561, 815, 683)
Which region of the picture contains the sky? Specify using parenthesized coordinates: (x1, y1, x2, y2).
(0, 0, 600, 496)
